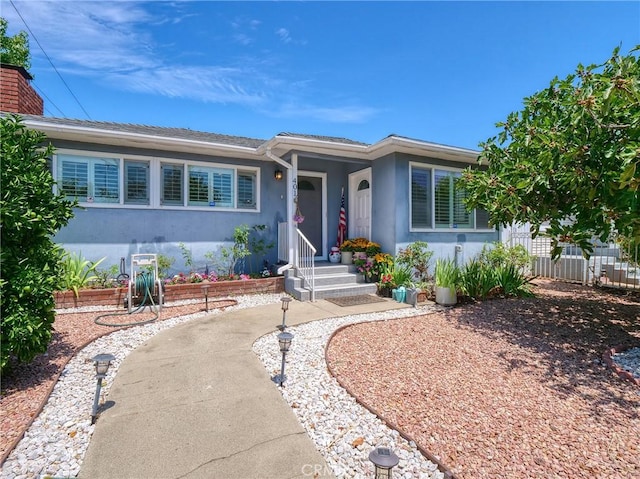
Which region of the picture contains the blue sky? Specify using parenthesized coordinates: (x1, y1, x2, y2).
(3, 1, 639, 149)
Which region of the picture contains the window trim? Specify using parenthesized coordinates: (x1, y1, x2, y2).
(52, 149, 261, 212)
(409, 161, 494, 232)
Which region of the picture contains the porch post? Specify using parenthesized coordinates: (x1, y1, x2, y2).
(289, 153, 298, 266)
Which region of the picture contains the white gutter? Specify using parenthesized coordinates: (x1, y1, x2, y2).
(23, 119, 261, 158)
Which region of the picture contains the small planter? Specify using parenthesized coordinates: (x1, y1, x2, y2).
(377, 286, 392, 298)
(341, 251, 353, 264)
(329, 250, 341, 263)
(435, 286, 457, 306)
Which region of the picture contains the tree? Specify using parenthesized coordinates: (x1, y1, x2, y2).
(1, 115, 76, 372)
(0, 17, 31, 71)
(458, 46, 640, 258)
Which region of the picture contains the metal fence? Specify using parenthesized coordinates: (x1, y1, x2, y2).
(506, 226, 639, 291)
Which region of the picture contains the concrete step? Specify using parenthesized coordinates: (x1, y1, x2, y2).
(284, 262, 378, 301)
(291, 282, 379, 301)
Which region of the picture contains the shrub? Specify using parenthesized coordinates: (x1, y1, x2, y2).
(91, 264, 119, 289)
(395, 241, 434, 282)
(156, 253, 175, 279)
(459, 259, 496, 300)
(435, 258, 459, 289)
(58, 251, 105, 297)
(206, 225, 251, 276)
(391, 263, 414, 288)
(495, 264, 534, 297)
(1, 115, 76, 372)
(479, 242, 532, 271)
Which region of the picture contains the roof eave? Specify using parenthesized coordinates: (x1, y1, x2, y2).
(367, 136, 480, 164)
(23, 119, 263, 160)
(258, 135, 369, 160)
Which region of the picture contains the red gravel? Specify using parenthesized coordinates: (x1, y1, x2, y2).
(326, 280, 640, 479)
(0, 300, 235, 463)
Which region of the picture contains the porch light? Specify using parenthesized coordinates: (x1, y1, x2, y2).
(369, 446, 400, 479)
(277, 331, 294, 387)
(274, 169, 283, 180)
(278, 296, 292, 331)
(91, 353, 115, 424)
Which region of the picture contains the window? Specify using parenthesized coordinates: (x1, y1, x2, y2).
(58, 154, 119, 203)
(411, 164, 491, 230)
(124, 161, 149, 205)
(161, 163, 184, 206)
(237, 170, 257, 208)
(55, 153, 259, 211)
(434, 170, 472, 228)
(187, 165, 233, 207)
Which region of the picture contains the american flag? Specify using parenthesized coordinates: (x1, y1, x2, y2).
(337, 187, 347, 246)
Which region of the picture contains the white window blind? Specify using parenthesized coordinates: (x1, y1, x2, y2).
(124, 161, 149, 205)
(161, 163, 183, 205)
(58, 155, 119, 203)
(188, 166, 234, 207)
(411, 164, 489, 230)
(411, 167, 431, 228)
(237, 170, 256, 209)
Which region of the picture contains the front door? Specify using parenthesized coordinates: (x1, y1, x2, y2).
(296, 173, 326, 258)
(349, 168, 372, 239)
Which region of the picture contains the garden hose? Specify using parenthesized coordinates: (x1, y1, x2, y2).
(94, 271, 160, 327)
(116, 256, 130, 283)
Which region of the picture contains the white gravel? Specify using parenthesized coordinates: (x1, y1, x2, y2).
(614, 347, 640, 380)
(252, 303, 448, 479)
(0, 294, 282, 479)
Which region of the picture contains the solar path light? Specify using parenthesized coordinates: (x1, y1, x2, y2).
(369, 446, 400, 479)
(91, 353, 115, 424)
(278, 296, 292, 331)
(277, 331, 294, 387)
(201, 284, 210, 312)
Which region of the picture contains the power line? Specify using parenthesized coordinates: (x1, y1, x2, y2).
(9, 0, 92, 119)
(33, 83, 66, 117)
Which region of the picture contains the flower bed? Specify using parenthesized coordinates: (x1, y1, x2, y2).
(55, 276, 285, 309)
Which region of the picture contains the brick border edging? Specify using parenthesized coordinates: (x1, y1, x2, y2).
(0, 299, 238, 466)
(324, 320, 459, 479)
(602, 345, 640, 387)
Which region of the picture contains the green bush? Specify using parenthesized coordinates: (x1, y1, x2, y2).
(390, 264, 413, 288)
(395, 241, 434, 282)
(1, 115, 76, 372)
(434, 258, 459, 289)
(58, 251, 105, 297)
(459, 259, 496, 300)
(92, 264, 120, 289)
(478, 242, 532, 271)
(495, 264, 534, 298)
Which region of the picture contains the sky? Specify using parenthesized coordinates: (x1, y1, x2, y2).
(2, 1, 639, 150)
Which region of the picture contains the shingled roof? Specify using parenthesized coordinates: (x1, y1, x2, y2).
(13, 114, 267, 149)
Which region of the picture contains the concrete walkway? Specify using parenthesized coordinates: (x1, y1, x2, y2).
(79, 297, 411, 479)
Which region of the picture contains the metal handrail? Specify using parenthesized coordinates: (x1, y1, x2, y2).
(295, 228, 317, 301)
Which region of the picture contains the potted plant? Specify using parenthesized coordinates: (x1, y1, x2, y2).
(435, 257, 459, 306)
(339, 239, 356, 264)
(390, 264, 412, 302)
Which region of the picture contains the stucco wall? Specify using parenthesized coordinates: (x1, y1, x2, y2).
(372, 152, 500, 262)
(52, 140, 286, 275)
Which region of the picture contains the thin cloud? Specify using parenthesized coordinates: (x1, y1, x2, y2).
(108, 66, 267, 106)
(5, 1, 377, 122)
(272, 103, 380, 123)
(276, 28, 292, 44)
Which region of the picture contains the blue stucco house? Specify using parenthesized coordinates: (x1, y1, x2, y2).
(3, 64, 498, 299)
(24, 116, 497, 270)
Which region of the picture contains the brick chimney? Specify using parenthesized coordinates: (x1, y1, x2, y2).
(0, 63, 44, 115)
